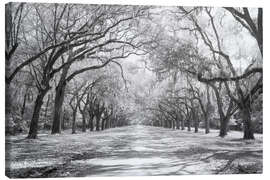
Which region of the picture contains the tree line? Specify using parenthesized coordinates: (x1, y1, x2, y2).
(5, 2, 150, 138)
(5, 3, 262, 140)
(143, 7, 262, 139)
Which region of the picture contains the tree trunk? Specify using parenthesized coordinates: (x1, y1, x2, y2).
(89, 116, 94, 131)
(101, 118, 105, 130)
(5, 83, 12, 122)
(210, 83, 230, 137)
(105, 118, 110, 129)
(20, 89, 28, 119)
(187, 117, 191, 131)
(219, 117, 229, 137)
(194, 112, 198, 133)
(51, 84, 66, 134)
(110, 119, 113, 128)
(43, 94, 51, 123)
(167, 120, 170, 128)
(181, 118, 185, 130)
(164, 120, 167, 128)
(96, 115, 101, 131)
(194, 120, 198, 133)
(27, 90, 47, 139)
(71, 110, 77, 134)
(79, 103, 87, 132)
(82, 114, 86, 132)
(5, 5, 12, 120)
(87, 109, 94, 131)
(205, 115, 210, 134)
(175, 118, 180, 129)
(51, 61, 70, 134)
(61, 109, 65, 130)
(205, 84, 211, 134)
(241, 106, 255, 139)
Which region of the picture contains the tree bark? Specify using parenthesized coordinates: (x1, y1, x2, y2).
(96, 115, 101, 131)
(82, 115, 86, 132)
(194, 111, 198, 133)
(204, 114, 210, 134)
(51, 84, 66, 134)
(51, 58, 71, 134)
(87, 101, 95, 131)
(105, 118, 110, 129)
(219, 117, 229, 137)
(110, 118, 113, 128)
(5, 84, 12, 123)
(194, 122, 198, 133)
(61, 109, 65, 130)
(27, 90, 47, 139)
(205, 85, 211, 134)
(88, 114, 94, 131)
(43, 94, 51, 123)
(241, 106, 255, 139)
(71, 110, 77, 134)
(187, 117, 191, 131)
(79, 102, 87, 132)
(181, 118, 185, 130)
(101, 118, 105, 130)
(175, 116, 180, 129)
(166, 120, 169, 128)
(210, 83, 232, 137)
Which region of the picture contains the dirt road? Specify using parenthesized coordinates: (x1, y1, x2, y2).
(5, 125, 263, 177)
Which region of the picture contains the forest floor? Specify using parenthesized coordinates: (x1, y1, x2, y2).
(5, 125, 263, 178)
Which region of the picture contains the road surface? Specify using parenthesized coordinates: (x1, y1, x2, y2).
(6, 125, 262, 177)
